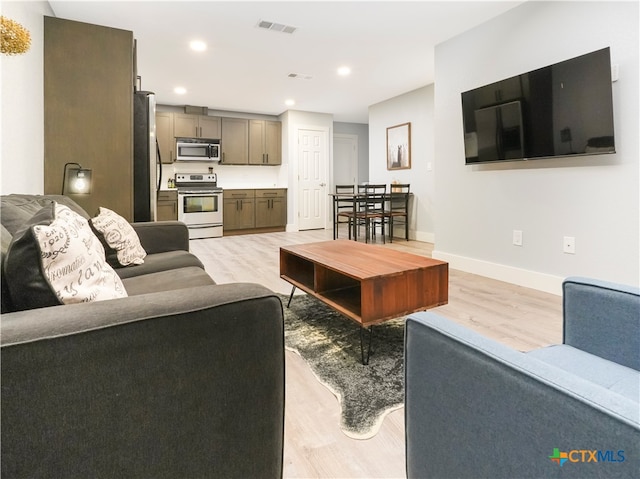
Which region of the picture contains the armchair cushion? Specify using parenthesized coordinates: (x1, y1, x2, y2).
(528, 344, 639, 401)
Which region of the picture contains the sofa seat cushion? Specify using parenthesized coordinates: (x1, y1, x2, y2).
(114, 250, 204, 279)
(121, 266, 215, 296)
(527, 344, 640, 402)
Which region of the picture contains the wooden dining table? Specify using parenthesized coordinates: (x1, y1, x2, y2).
(329, 191, 412, 241)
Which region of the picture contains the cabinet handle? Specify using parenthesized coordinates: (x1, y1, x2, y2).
(222, 152, 225, 163)
(266, 153, 269, 164)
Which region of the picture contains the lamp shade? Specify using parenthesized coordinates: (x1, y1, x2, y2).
(62, 163, 92, 195)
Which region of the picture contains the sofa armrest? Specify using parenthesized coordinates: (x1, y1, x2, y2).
(131, 220, 190, 254)
(1, 283, 284, 479)
(405, 312, 640, 479)
(563, 276, 640, 370)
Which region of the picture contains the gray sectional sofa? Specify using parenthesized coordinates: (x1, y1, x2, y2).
(405, 276, 640, 478)
(1, 194, 284, 478)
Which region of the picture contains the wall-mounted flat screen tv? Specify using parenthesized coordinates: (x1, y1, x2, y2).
(462, 47, 615, 165)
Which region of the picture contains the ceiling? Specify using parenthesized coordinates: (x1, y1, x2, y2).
(49, 1, 523, 124)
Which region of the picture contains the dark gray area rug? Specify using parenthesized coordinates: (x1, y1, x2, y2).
(280, 293, 405, 439)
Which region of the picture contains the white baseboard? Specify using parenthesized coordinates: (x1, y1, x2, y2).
(432, 250, 563, 296)
(414, 230, 435, 243)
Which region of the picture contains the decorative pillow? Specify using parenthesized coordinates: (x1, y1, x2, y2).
(4, 202, 127, 311)
(90, 207, 146, 267)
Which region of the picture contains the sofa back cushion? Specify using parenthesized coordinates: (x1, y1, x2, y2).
(1, 195, 92, 313)
(1, 224, 15, 313)
(4, 202, 127, 311)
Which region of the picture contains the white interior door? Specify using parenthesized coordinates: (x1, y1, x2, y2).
(333, 134, 358, 187)
(298, 129, 327, 230)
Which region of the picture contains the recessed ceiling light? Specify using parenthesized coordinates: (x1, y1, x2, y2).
(174, 86, 187, 95)
(337, 66, 351, 76)
(285, 99, 295, 107)
(189, 40, 207, 52)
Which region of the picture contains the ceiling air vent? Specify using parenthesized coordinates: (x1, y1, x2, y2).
(257, 20, 297, 34)
(288, 73, 313, 80)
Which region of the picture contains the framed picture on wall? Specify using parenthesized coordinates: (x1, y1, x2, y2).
(387, 122, 411, 170)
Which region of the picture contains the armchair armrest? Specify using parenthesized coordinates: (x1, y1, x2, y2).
(1, 283, 284, 478)
(131, 220, 189, 254)
(563, 276, 640, 370)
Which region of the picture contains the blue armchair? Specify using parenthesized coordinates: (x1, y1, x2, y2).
(405, 276, 639, 478)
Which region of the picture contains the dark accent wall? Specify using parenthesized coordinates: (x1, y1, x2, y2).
(44, 16, 134, 219)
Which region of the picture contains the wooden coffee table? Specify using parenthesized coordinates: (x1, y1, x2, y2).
(280, 240, 448, 363)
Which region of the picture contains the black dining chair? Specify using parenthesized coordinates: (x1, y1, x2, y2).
(354, 184, 387, 243)
(386, 184, 410, 242)
(334, 184, 356, 239)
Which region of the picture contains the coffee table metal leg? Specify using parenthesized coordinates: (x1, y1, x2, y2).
(287, 286, 296, 308)
(360, 326, 374, 365)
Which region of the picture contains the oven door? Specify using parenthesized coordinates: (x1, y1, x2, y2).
(178, 191, 223, 227)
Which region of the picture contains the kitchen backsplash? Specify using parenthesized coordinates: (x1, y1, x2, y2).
(162, 162, 287, 189)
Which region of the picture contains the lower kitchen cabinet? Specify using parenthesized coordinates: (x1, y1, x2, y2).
(223, 189, 255, 231)
(223, 188, 286, 235)
(255, 189, 286, 228)
(157, 190, 178, 221)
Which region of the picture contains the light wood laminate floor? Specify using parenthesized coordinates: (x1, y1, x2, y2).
(189, 227, 563, 478)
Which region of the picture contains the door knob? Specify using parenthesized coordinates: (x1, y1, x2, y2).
(319, 183, 326, 187)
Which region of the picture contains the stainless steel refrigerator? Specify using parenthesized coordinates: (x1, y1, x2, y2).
(133, 91, 160, 222)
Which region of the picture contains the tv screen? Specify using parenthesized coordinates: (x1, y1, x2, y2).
(462, 47, 615, 165)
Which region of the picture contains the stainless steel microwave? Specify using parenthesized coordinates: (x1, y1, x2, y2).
(175, 138, 220, 162)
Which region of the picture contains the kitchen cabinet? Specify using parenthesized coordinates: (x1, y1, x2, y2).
(44, 16, 134, 220)
(223, 189, 255, 231)
(223, 188, 286, 234)
(157, 190, 178, 221)
(156, 112, 175, 163)
(220, 118, 249, 165)
(255, 189, 286, 227)
(174, 113, 221, 139)
(249, 120, 282, 165)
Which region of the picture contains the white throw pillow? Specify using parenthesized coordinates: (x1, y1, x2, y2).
(33, 204, 127, 305)
(90, 207, 146, 266)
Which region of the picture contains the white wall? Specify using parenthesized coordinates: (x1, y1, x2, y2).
(1, 1, 53, 194)
(432, 1, 639, 293)
(369, 85, 436, 242)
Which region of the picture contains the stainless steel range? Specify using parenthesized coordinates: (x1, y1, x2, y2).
(175, 173, 223, 239)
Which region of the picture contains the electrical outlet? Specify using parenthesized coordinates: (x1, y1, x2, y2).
(513, 230, 523, 246)
(563, 236, 576, 254)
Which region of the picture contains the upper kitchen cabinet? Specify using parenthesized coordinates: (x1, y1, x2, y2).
(220, 118, 249, 165)
(249, 120, 282, 165)
(44, 16, 134, 220)
(174, 113, 221, 139)
(156, 111, 174, 163)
